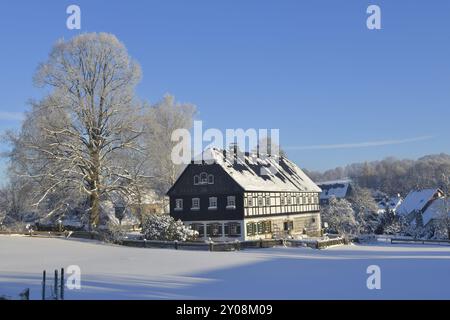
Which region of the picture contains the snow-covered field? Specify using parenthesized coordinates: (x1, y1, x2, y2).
(1, 235, 450, 300)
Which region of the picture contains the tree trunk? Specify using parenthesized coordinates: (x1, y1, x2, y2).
(90, 191, 100, 228)
(88, 146, 101, 229)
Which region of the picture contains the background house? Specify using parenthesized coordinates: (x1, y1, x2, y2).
(397, 188, 446, 226)
(317, 179, 353, 205)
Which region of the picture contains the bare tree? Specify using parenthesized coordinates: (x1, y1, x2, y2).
(9, 33, 143, 229)
(144, 95, 196, 200)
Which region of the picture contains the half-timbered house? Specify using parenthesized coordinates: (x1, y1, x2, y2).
(167, 148, 322, 241)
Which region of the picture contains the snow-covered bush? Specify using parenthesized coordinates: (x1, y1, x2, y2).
(349, 187, 380, 234)
(376, 208, 403, 235)
(142, 214, 198, 241)
(322, 197, 359, 235)
(103, 221, 128, 243)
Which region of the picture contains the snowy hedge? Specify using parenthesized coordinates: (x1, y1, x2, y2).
(142, 214, 198, 241)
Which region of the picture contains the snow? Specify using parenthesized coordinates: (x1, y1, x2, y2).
(1, 236, 450, 299)
(195, 148, 322, 193)
(397, 188, 439, 216)
(318, 180, 351, 200)
(377, 195, 403, 214)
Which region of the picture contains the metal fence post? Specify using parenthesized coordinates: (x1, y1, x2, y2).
(60, 268, 64, 300)
(54, 269, 58, 300)
(42, 270, 46, 300)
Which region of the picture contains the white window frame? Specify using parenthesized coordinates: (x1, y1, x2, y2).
(247, 196, 253, 207)
(175, 199, 183, 211)
(227, 196, 236, 209)
(193, 175, 200, 185)
(208, 174, 214, 184)
(200, 172, 208, 184)
(208, 197, 218, 210)
(191, 198, 200, 210)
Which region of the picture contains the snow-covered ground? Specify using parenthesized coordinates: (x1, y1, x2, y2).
(1, 235, 450, 299)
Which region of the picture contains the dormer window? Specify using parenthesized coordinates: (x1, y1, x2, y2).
(200, 172, 208, 184)
(208, 174, 214, 184)
(194, 175, 199, 185)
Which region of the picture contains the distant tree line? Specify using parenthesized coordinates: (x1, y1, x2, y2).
(305, 154, 450, 196)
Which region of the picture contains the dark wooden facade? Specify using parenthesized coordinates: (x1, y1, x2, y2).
(168, 163, 244, 221)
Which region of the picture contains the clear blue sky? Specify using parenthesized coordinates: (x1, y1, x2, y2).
(0, 0, 450, 174)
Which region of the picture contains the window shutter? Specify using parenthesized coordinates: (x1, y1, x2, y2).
(246, 223, 253, 236)
(257, 222, 263, 234)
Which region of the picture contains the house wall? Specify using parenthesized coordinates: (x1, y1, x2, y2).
(244, 212, 322, 240)
(183, 220, 245, 241)
(181, 212, 321, 242)
(244, 191, 320, 217)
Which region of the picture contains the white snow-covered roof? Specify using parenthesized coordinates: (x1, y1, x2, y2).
(397, 188, 441, 216)
(377, 195, 403, 212)
(198, 148, 321, 193)
(317, 180, 351, 200)
(422, 198, 450, 226)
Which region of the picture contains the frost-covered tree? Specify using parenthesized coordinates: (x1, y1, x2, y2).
(322, 197, 358, 235)
(376, 208, 402, 235)
(431, 198, 450, 239)
(141, 214, 198, 241)
(349, 187, 379, 234)
(7, 33, 143, 229)
(144, 95, 196, 198)
(308, 153, 450, 196)
(254, 137, 287, 157)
